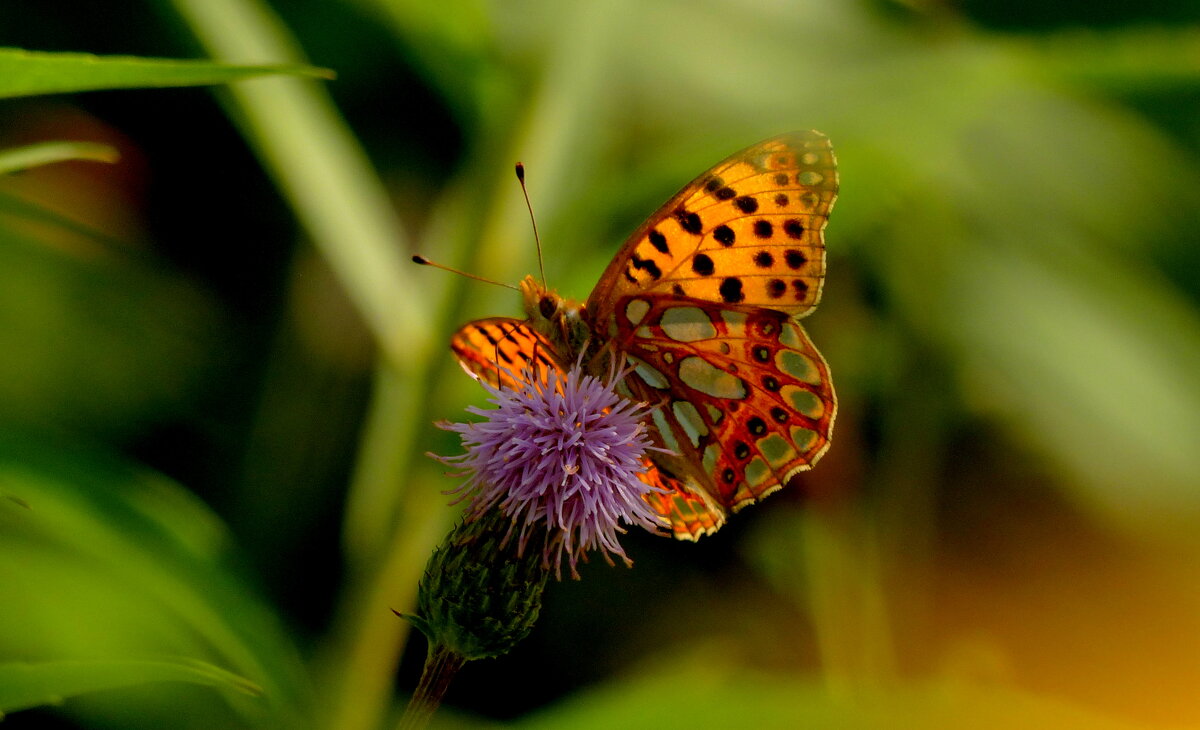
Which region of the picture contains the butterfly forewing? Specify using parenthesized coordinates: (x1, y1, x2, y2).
(450, 317, 562, 390)
(587, 131, 838, 321)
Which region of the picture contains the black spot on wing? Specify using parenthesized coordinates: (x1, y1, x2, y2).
(784, 250, 807, 269)
(648, 229, 670, 254)
(676, 208, 703, 235)
(719, 277, 744, 304)
(631, 254, 663, 280)
(734, 196, 758, 214)
(713, 225, 735, 246)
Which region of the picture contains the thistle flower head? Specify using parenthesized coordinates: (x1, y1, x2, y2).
(436, 363, 667, 579)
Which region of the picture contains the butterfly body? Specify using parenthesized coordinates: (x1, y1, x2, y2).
(451, 132, 839, 540)
(520, 276, 592, 358)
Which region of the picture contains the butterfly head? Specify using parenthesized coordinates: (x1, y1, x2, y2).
(520, 275, 590, 355)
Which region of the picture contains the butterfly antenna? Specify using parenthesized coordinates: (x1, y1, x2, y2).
(411, 255, 519, 291)
(515, 162, 547, 289)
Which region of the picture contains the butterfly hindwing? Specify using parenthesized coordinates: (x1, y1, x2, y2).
(613, 295, 836, 511)
(638, 458, 725, 540)
(587, 131, 838, 321)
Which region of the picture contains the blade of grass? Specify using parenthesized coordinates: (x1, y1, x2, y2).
(0, 141, 119, 174)
(164, 2, 449, 730)
(0, 432, 312, 727)
(0, 658, 261, 716)
(0, 47, 331, 99)
(165, 0, 435, 548)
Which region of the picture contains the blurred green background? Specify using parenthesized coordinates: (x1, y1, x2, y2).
(1, 1, 1198, 728)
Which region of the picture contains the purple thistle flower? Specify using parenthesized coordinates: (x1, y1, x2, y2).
(435, 363, 667, 579)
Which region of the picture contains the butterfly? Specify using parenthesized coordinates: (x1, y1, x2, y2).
(449, 132, 838, 540)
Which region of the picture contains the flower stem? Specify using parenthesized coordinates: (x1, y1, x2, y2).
(396, 643, 466, 730)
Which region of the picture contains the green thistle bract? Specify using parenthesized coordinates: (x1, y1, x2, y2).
(408, 508, 549, 661)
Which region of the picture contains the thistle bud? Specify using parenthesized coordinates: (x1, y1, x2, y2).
(407, 507, 549, 660)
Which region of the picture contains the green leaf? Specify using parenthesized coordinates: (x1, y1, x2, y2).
(0, 141, 120, 174)
(0, 433, 311, 728)
(0, 658, 261, 717)
(0, 47, 333, 99)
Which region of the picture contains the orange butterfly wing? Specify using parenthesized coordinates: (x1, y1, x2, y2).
(448, 132, 838, 539)
(449, 318, 725, 540)
(584, 132, 838, 515)
(614, 297, 835, 512)
(639, 460, 725, 540)
(587, 131, 837, 319)
(449, 317, 560, 390)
